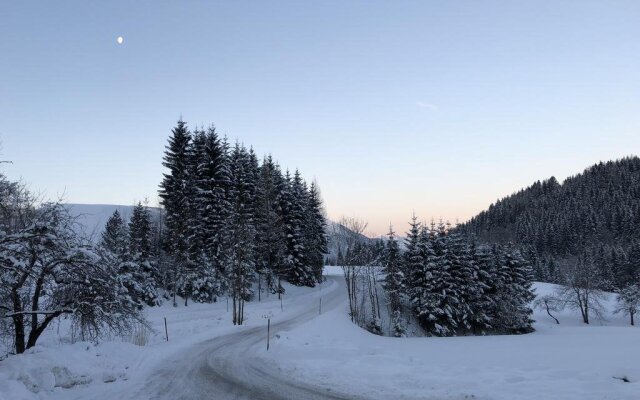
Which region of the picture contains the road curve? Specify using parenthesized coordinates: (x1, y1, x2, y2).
(140, 276, 363, 400)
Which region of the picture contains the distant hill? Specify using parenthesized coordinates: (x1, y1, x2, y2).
(64, 203, 161, 240)
(66, 203, 364, 262)
(324, 221, 376, 265)
(458, 156, 640, 287)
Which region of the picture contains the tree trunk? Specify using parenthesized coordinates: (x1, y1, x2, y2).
(257, 273, 262, 302)
(232, 294, 237, 325)
(27, 311, 63, 349)
(631, 310, 635, 326)
(544, 300, 560, 324)
(11, 290, 25, 354)
(12, 314, 25, 354)
(31, 273, 46, 338)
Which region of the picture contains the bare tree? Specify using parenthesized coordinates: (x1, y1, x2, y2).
(555, 256, 608, 324)
(533, 295, 562, 324)
(338, 216, 368, 324)
(365, 264, 382, 334)
(614, 284, 640, 326)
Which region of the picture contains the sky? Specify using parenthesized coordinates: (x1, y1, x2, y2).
(1, 1, 639, 236)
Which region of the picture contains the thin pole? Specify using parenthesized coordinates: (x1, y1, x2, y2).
(164, 317, 169, 342)
(267, 318, 271, 351)
(319, 277, 323, 315)
(280, 295, 283, 312)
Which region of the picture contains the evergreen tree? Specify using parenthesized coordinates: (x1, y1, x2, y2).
(255, 156, 288, 296)
(382, 225, 405, 337)
(305, 181, 328, 282)
(159, 119, 192, 306)
(492, 247, 535, 333)
(403, 214, 422, 291)
(186, 126, 231, 302)
(421, 222, 458, 336)
(459, 156, 640, 289)
(128, 201, 159, 306)
(101, 210, 143, 309)
(279, 170, 312, 286)
(101, 210, 128, 257)
(227, 143, 257, 324)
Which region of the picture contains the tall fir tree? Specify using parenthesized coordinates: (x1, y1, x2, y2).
(129, 201, 159, 306)
(382, 225, 405, 337)
(101, 210, 128, 257)
(255, 156, 287, 296)
(304, 181, 328, 282)
(159, 119, 192, 306)
(279, 170, 312, 286)
(227, 143, 257, 324)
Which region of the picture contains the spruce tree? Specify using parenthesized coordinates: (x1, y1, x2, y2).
(255, 156, 287, 296)
(159, 119, 192, 306)
(383, 225, 405, 336)
(422, 221, 457, 336)
(227, 143, 257, 324)
(305, 181, 328, 282)
(279, 170, 311, 286)
(129, 201, 159, 306)
(101, 210, 128, 257)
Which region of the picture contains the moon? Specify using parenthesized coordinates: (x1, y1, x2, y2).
(116, 36, 124, 45)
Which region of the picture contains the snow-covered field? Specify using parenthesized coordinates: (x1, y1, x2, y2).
(0, 267, 637, 400)
(263, 273, 640, 400)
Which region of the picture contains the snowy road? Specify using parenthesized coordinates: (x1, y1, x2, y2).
(137, 276, 359, 400)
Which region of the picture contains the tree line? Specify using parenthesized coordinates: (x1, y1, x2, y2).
(334, 216, 535, 337)
(382, 217, 535, 337)
(157, 120, 327, 324)
(459, 156, 640, 326)
(0, 120, 327, 355)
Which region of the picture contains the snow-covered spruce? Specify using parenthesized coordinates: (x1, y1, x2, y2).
(158, 120, 328, 324)
(377, 217, 535, 337)
(459, 156, 640, 290)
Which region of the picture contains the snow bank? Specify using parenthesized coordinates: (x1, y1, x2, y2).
(0, 341, 138, 399)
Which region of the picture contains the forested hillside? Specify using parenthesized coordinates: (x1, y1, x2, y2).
(459, 156, 640, 288)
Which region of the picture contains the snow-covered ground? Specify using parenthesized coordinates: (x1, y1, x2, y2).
(0, 268, 637, 400)
(0, 280, 333, 400)
(262, 273, 640, 400)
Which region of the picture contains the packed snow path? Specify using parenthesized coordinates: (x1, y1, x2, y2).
(138, 276, 358, 400)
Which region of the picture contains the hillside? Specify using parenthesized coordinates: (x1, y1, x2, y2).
(459, 156, 640, 287)
(64, 204, 162, 239)
(65, 204, 360, 262)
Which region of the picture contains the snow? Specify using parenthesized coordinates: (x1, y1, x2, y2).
(0, 275, 638, 400)
(0, 281, 332, 400)
(262, 281, 640, 400)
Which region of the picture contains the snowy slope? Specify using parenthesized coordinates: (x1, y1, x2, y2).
(64, 203, 161, 239)
(64, 203, 134, 237)
(261, 279, 640, 400)
(1, 271, 637, 400)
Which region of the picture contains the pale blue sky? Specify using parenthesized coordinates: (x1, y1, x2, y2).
(1, 1, 639, 235)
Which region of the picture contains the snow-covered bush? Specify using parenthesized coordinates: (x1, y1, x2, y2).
(0, 176, 147, 354)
